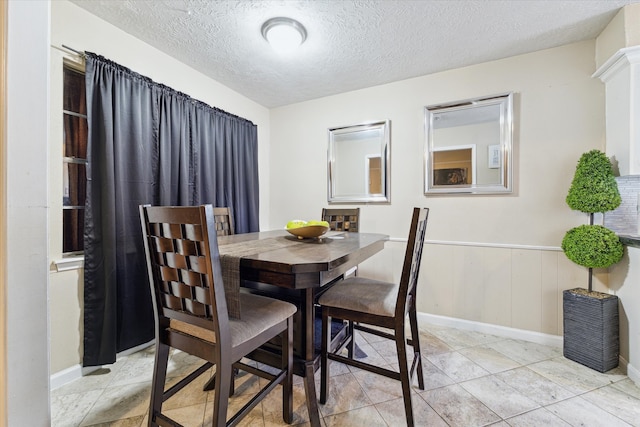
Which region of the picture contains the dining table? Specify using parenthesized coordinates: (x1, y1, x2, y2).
(217, 229, 388, 427)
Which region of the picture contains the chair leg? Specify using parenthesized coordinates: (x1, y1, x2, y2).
(202, 367, 239, 394)
(320, 309, 330, 404)
(229, 367, 237, 396)
(211, 357, 232, 427)
(395, 325, 415, 427)
(282, 318, 293, 424)
(346, 320, 355, 359)
(408, 307, 424, 390)
(149, 341, 170, 427)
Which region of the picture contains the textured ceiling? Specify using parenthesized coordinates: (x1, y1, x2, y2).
(70, 0, 638, 108)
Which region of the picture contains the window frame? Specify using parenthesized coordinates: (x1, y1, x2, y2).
(61, 62, 87, 257)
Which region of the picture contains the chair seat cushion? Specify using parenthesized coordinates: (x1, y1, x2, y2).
(318, 277, 397, 317)
(169, 293, 296, 347)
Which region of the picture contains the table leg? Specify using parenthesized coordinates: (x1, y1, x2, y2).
(304, 289, 315, 360)
(301, 288, 322, 426)
(303, 360, 322, 427)
(242, 284, 323, 425)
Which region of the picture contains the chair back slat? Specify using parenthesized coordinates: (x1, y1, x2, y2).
(140, 205, 230, 345)
(184, 223, 203, 241)
(162, 223, 183, 239)
(175, 239, 199, 256)
(396, 208, 429, 317)
(165, 252, 187, 269)
(213, 207, 235, 236)
(188, 255, 207, 274)
(321, 207, 360, 232)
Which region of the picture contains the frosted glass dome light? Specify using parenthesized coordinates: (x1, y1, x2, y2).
(261, 17, 307, 54)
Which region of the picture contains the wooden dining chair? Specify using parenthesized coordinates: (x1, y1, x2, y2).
(318, 207, 429, 427)
(321, 207, 360, 278)
(213, 206, 234, 236)
(317, 208, 362, 355)
(140, 204, 296, 426)
(321, 207, 360, 232)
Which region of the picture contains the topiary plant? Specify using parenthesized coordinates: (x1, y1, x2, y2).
(562, 225, 623, 268)
(563, 150, 623, 291)
(566, 150, 621, 213)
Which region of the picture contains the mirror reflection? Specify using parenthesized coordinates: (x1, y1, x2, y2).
(328, 120, 390, 203)
(425, 93, 513, 194)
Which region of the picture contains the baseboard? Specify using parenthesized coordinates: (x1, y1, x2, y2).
(50, 364, 84, 390)
(417, 312, 563, 348)
(50, 340, 154, 390)
(624, 357, 640, 386)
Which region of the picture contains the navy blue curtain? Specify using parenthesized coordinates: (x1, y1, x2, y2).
(83, 52, 259, 366)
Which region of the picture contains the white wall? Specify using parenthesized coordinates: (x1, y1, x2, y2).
(49, 0, 271, 377)
(269, 40, 606, 338)
(6, 0, 51, 424)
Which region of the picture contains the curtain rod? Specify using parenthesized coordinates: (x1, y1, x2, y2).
(62, 44, 85, 56)
(52, 44, 86, 58)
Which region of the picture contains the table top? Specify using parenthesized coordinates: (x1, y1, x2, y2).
(217, 230, 388, 276)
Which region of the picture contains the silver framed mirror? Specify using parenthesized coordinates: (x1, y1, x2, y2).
(328, 120, 390, 203)
(424, 92, 513, 195)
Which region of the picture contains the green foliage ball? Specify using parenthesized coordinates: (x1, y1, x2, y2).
(561, 225, 624, 269)
(566, 150, 621, 213)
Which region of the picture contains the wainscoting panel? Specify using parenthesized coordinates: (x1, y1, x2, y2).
(541, 250, 560, 335)
(512, 249, 543, 332)
(425, 242, 455, 316)
(480, 246, 512, 327)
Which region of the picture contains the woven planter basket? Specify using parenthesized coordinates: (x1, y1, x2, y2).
(563, 288, 619, 373)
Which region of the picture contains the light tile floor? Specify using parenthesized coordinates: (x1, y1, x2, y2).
(51, 323, 640, 426)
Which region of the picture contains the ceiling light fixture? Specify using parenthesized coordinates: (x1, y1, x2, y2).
(261, 17, 307, 54)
